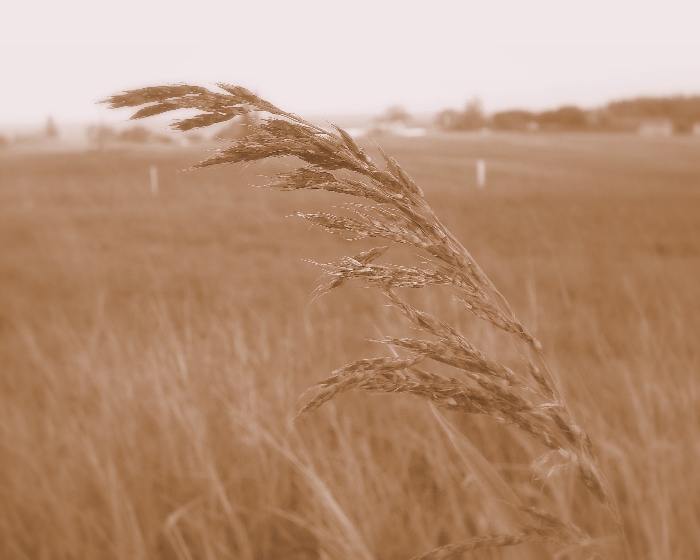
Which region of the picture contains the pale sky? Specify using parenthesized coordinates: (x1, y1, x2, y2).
(2, 0, 700, 125)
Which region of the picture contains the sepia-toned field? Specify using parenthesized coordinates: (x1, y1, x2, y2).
(1, 132, 699, 559)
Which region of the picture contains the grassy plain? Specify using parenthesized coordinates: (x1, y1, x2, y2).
(1, 132, 699, 559)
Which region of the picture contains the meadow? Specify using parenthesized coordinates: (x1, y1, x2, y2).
(1, 131, 699, 559)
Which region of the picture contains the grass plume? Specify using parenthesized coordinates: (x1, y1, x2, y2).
(103, 83, 624, 557)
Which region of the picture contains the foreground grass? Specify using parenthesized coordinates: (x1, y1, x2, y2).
(1, 134, 699, 558)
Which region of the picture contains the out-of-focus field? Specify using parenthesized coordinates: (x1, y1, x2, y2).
(1, 133, 699, 559)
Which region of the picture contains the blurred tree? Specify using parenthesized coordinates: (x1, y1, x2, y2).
(434, 108, 462, 130)
(119, 126, 152, 143)
(87, 124, 117, 149)
(435, 98, 486, 130)
(460, 97, 486, 129)
(491, 109, 537, 131)
(378, 105, 412, 124)
(537, 106, 588, 130)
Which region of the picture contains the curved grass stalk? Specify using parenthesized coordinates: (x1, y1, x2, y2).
(103, 83, 623, 558)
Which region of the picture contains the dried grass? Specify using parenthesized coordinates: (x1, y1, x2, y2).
(103, 84, 624, 557)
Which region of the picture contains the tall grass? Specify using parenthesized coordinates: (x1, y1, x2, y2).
(2, 278, 697, 558)
(1, 91, 698, 560)
(99, 84, 621, 557)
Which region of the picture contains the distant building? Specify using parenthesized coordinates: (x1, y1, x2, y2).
(370, 121, 427, 137)
(638, 119, 673, 137)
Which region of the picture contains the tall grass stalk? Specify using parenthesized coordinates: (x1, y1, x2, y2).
(103, 84, 624, 558)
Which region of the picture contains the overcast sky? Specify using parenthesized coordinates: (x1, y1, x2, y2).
(2, 0, 700, 125)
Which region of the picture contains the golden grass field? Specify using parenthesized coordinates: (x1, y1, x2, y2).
(1, 132, 699, 559)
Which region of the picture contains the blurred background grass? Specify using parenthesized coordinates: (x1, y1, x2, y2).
(1, 133, 699, 559)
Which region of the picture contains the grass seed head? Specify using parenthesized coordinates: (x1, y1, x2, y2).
(107, 82, 622, 558)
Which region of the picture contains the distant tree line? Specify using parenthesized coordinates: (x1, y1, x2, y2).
(87, 124, 177, 146)
(0, 117, 61, 147)
(606, 96, 700, 133)
(436, 95, 700, 133)
(86, 112, 256, 148)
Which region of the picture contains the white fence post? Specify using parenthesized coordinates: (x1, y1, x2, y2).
(476, 159, 486, 189)
(149, 165, 159, 196)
